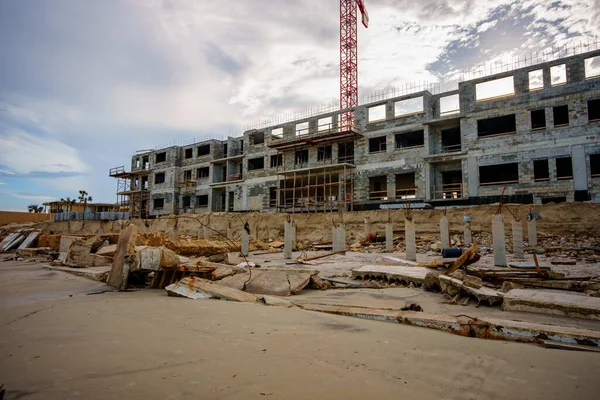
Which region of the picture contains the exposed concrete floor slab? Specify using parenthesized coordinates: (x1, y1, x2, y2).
(503, 289, 600, 320)
(1, 260, 600, 400)
(292, 288, 600, 331)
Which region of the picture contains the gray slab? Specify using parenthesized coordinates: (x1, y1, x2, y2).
(503, 289, 600, 320)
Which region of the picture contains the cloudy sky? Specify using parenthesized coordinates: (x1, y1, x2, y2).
(1, 0, 599, 211)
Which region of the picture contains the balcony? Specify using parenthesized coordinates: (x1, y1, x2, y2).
(432, 183, 463, 200)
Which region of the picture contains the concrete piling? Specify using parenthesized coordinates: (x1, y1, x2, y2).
(332, 223, 345, 252)
(385, 223, 394, 252)
(464, 223, 472, 246)
(241, 223, 250, 257)
(440, 216, 449, 249)
(227, 222, 233, 241)
(463, 212, 472, 246)
(492, 214, 507, 267)
(364, 217, 371, 239)
(405, 219, 416, 261)
(284, 217, 295, 259)
(203, 226, 209, 240)
(512, 219, 524, 259)
(528, 218, 537, 247)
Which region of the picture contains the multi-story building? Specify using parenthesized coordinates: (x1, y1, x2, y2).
(111, 50, 600, 218)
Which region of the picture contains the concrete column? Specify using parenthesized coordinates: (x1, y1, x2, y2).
(203, 226, 209, 240)
(197, 229, 202, 240)
(332, 223, 345, 252)
(464, 223, 472, 246)
(440, 215, 449, 249)
(364, 217, 371, 239)
(404, 219, 417, 261)
(467, 157, 479, 198)
(572, 145, 588, 191)
(322, 228, 329, 243)
(385, 223, 394, 252)
(512, 219, 524, 259)
(492, 214, 507, 267)
(241, 224, 250, 257)
(284, 217, 295, 259)
(528, 218, 537, 247)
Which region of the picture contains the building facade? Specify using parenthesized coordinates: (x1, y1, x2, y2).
(111, 50, 600, 218)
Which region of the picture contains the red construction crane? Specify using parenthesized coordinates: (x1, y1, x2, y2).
(340, 0, 369, 128)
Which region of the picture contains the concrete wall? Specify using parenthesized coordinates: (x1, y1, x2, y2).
(0, 211, 51, 226)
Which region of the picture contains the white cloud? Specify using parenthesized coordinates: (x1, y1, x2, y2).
(0, 181, 5, 185)
(0, 129, 88, 175)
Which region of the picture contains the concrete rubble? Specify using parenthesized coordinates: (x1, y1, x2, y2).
(2, 203, 600, 350)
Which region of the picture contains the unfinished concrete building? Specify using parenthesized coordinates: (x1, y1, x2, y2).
(111, 50, 600, 217)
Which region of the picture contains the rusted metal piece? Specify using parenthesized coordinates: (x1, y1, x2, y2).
(296, 249, 348, 263)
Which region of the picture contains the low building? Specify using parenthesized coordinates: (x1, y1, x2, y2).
(43, 201, 119, 214)
(111, 49, 600, 217)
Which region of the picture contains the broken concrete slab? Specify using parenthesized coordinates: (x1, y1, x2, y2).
(439, 274, 503, 306)
(219, 273, 248, 290)
(45, 265, 110, 283)
(160, 246, 180, 268)
(64, 240, 94, 267)
(17, 231, 41, 250)
(379, 256, 419, 266)
(218, 269, 316, 296)
(0, 233, 19, 251)
(170, 277, 260, 303)
(301, 303, 401, 323)
(165, 280, 214, 300)
(211, 265, 245, 280)
(16, 247, 51, 257)
(2, 234, 25, 252)
(398, 312, 600, 347)
(107, 224, 139, 290)
(245, 270, 313, 297)
(352, 265, 431, 286)
(260, 295, 295, 308)
(502, 289, 600, 320)
(95, 244, 117, 257)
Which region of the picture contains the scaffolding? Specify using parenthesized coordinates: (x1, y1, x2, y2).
(275, 164, 355, 213)
(109, 166, 150, 219)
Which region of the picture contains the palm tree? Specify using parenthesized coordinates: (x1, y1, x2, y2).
(78, 190, 93, 208)
(27, 204, 43, 213)
(60, 197, 76, 212)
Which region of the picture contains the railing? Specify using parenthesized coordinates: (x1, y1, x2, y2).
(227, 173, 242, 182)
(432, 183, 463, 200)
(278, 155, 355, 173)
(442, 143, 462, 153)
(396, 187, 417, 199)
(369, 189, 388, 200)
(109, 166, 125, 176)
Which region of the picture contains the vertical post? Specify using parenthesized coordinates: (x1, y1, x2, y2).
(227, 221, 233, 241)
(172, 219, 179, 242)
(512, 219, 524, 259)
(364, 216, 370, 239)
(463, 211, 472, 246)
(528, 218, 537, 247)
(492, 214, 507, 267)
(440, 215, 449, 249)
(385, 223, 394, 252)
(241, 222, 250, 257)
(284, 216, 295, 260)
(404, 219, 417, 261)
(332, 223, 346, 252)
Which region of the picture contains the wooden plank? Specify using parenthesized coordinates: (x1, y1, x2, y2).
(445, 244, 478, 275)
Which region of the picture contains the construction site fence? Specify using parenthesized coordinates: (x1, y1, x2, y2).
(53, 212, 130, 222)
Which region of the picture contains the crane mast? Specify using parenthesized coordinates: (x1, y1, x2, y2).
(340, 0, 368, 128)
